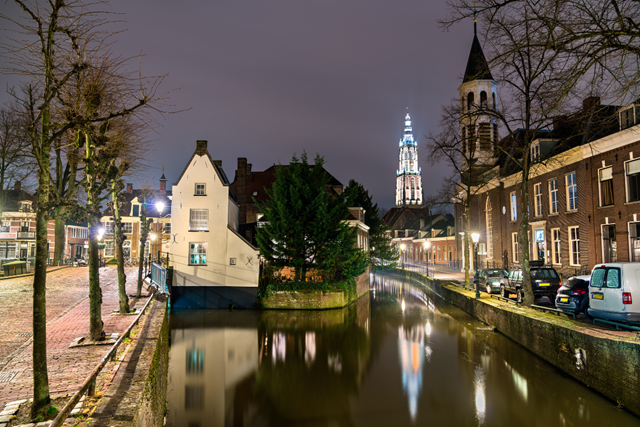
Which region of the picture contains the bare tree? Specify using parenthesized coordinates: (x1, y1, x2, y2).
(0, 105, 35, 209)
(426, 103, 498, 287)
(1, 0, 167, 416)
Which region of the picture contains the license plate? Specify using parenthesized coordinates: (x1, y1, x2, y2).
(538, 283, 550, 287)
(559, 297, 569, 303)
(593, 294, 604, 300)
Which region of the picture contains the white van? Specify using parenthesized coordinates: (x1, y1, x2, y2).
(587, 263, 640, 323)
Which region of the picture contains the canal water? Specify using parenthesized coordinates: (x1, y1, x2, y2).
(166, 273, 639, 426)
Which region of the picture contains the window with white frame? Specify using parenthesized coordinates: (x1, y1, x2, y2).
(551, 228, 561, 265)
(0, 243, 16, 259)
(104, 241, 115, 257)
(189, 242, 207, 265)
(79, 228, 88, 239)
(69, 227, 77, 238)
(512, 232, 520, 263)
(531, 143, 540, 162)
(569, 226, 580, 266)
(478, 243, 486, 255)
(195, 183, 206, 196)
(486, 196, 493, 259)
(602, 224, 617, 263)
(123, 222, 133, 234)
(534, 183, 543, 217)
(626, 158, 640, 202)
(599, 167, 614, 206)
(510, 192, 517, 221)
(566, 172, 578, 211)
(189, 209, 208, 231)
(163, 222, 171, 235)
(549, 179, 559, 214)
(630, 223, 640, 262)
(105, 221, 114, 234)
(0, 220, 9, 233)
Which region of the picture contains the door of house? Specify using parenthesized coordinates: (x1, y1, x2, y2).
(74, 245, 83, 259)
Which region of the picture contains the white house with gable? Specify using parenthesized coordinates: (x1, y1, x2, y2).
(170, 140, 260, 308)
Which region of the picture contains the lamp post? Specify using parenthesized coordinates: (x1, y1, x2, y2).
(155, 201, 165, 263)
(400, 243, 406, 269)
(472, 232, 480, 298)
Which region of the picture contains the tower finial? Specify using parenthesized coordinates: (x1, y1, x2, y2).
(473, 1, 477, 35)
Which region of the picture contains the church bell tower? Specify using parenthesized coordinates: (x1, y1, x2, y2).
(395, 112, 423, 206)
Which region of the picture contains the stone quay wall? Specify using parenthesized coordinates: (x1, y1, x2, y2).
(392, 269, 640, 417)
(261, 268, 370, 310)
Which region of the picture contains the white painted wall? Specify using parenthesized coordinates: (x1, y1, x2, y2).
(170, 150, 259, 288)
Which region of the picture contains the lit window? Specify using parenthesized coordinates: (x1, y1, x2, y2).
(0, 220, 9, 233)
(189, 209, 208, 231)
(549, 179, 558, 214)
(566, 172, 578, 211)
(252, 191, 258, 197)
(510, 192, 517, 221)
(194, 183, 206, 196)
(551, 228, 561, 265)
(189, 242, 207, 265)
(104, 241, 115, 258)
(599, 167, 614, 206)
(486, 197, 493, 259)
(534, 183, 543, 217)
(569, 226, 580, 266)
(512, 232, 520, 263)
(626, 159, 640, 202)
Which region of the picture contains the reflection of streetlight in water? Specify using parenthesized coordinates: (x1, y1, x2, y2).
(398, 325, 425, 422)
(475, 366, 486, 426)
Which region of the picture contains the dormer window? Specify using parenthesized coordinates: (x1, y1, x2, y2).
(132, 204, 140, 217)
(19, 201, 32, 212)
(531, 143, 540, 162)
(620, 105, 637, 130)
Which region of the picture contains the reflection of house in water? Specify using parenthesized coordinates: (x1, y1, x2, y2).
(167, 328, 258, 427)
(398, 324, 426, 421)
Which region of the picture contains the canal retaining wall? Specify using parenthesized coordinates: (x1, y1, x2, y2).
(392, 269, 640, 417)
(260, 269, 370, 310)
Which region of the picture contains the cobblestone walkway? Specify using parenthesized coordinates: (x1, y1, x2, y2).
(0, 267, 149, 408)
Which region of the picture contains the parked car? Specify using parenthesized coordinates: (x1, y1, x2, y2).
(474, 268, 508, 294)
(500, 262, 561, 304)
(555, 275, 590, 315)
(587, 263, 640, 323)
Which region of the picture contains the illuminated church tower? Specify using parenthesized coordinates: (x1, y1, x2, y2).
(395, 112, 423, 206)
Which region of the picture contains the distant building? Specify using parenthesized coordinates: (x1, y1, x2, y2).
(396, 113, 423, 206)
(170, 140, 259, 308)
(100, 176, 171, 261)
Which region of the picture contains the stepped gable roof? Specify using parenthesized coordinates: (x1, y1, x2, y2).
(463, 34, 493, 83)
(231, 164, 343, 204)
(0, 189, 35, 212)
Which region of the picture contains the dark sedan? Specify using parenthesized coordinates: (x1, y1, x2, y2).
(474, 268, 508, 294)
(555, 275, 590, 315)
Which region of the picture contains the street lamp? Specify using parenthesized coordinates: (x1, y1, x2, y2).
(471, 232, 480, 298)
(424, 241, 431, 265)
(400, 243, 406, 269)
(155, 201, 165, 263)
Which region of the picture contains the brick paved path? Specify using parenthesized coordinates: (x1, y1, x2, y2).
(0, 267, 150, 408)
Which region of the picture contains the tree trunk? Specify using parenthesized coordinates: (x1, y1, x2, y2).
(88, 215, 105, 340)
(521, 172, 534, 306)
(137, 212, 149, 297)
(53, 209, 65, 265)
(31, 170, 51, 417)
(112, 184, 130, 313)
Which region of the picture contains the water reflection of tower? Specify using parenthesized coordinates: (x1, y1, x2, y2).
(398, 324, 425, 421)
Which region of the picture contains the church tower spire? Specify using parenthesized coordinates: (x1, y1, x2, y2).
(395, 111, 423, 207)
(459, 19, 499, 168)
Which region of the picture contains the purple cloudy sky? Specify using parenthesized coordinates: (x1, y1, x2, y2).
(2, 0, 478, 210)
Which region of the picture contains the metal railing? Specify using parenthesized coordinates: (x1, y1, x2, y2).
(50, 293, 156, 427)
(399, 262, 435, 279)
(150, 262, 169, 294)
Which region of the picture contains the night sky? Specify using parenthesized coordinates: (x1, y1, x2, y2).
(2, 1, 478, 210)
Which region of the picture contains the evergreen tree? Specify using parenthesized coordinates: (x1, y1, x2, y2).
(343, 179, 398, 267)
(256, 152, 364, 283)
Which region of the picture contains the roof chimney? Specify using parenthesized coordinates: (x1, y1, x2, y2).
(213, 160, 222, 169)
(195, 140, 208, 156)
(583, 96, 600, 112)
(126, 183, 133, 193)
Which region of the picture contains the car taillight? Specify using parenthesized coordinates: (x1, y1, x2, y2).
(623, 292, 632, 304)
(574, 288, 586, 295)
